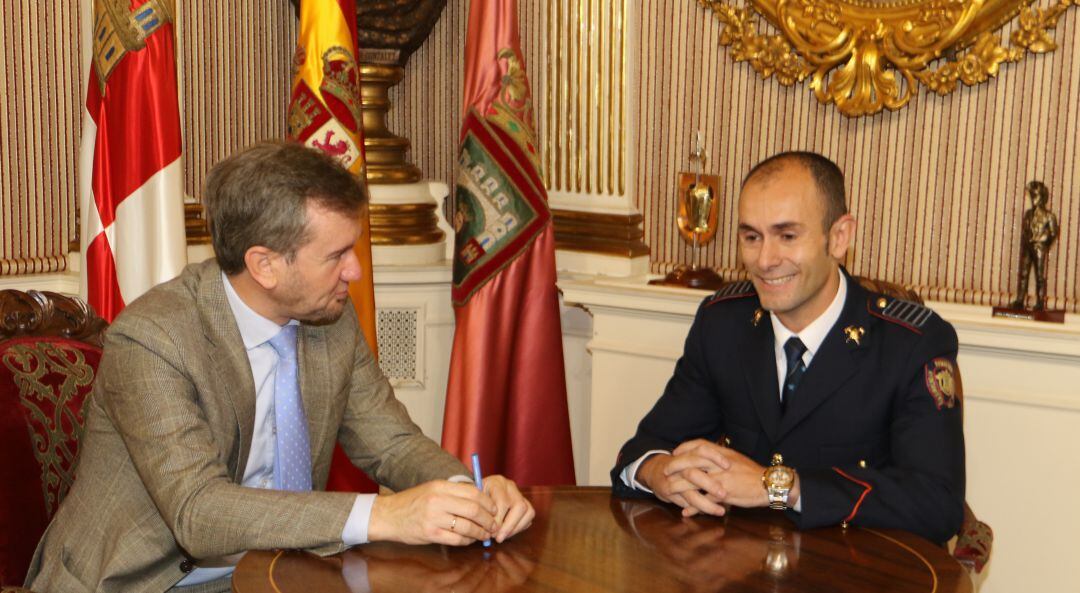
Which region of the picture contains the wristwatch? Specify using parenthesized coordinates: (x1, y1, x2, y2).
(762, 455, 795, 510)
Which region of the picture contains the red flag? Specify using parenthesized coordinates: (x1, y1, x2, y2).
(287, 0, 379, 494)
(442, 0, 575, 485)
(80, 0, 187, 321)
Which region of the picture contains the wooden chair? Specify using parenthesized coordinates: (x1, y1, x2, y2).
(853, 277, 993, 576)
(0, 290, 106, 588)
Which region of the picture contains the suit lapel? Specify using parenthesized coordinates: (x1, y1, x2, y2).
(776, 278, 870, 440)
(743, 309, 783, 443)
(298, 324, 331, 468)
(197, 265, 258, 481)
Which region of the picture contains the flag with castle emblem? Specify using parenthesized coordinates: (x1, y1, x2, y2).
(80, 0, 187, 321)
(287, 0, 380, 493)
(442, 0, 575, 485)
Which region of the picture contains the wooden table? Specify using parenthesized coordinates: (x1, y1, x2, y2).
(233, 486, 971, 593)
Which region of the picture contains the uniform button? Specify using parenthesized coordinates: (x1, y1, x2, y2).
(858, 460, 868, 469)
(180, 560, 194, 573)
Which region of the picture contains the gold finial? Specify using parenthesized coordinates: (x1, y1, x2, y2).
(843, 325, 866, 346)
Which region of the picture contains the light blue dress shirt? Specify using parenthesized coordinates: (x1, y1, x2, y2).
(176, 274, 375, 586)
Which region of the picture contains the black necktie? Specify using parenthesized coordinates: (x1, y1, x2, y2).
(781, 337, 808, 413)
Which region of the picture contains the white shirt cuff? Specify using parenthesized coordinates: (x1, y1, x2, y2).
(619, 450, 671, 493)
(342, 494, 377, 546)
(341, 475, 474, 546)
(621, 451, 804, 513)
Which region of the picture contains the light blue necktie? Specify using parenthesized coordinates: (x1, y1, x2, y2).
(267, 324, 312, 491)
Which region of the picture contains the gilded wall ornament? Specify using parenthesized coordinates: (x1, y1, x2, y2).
(696, 0, 1078, 116)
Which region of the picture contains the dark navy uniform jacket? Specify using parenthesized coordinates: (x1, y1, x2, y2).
(611, 275, 966, 544)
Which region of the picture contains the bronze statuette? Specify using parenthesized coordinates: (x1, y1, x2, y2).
(993, 180, 1064, 323)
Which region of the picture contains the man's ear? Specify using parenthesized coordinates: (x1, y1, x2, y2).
(828, 214, 856, 260)
(244, 246, 281, 290)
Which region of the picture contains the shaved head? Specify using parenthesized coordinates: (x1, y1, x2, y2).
(741, 152, 847, 231)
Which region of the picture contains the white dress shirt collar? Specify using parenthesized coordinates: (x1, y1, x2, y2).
(222, 272, 295, 348)
(771, 268, 848, 367)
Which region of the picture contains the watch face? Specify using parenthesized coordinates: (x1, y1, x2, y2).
(767, 467, 794, 488)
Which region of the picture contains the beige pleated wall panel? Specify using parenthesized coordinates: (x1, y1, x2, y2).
(0, 2, 82, 275)
(391, 0, 629, 199)
(394, 0, 1078, 313)
(180, 3, 297, 202)
(0, 2, 296, 278)
(635, 1, 1080, 312)
(388, 1, 467, 191)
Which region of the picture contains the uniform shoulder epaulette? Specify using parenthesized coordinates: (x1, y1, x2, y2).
(705, 280, 756, 306)
(868, 295, 936, 333)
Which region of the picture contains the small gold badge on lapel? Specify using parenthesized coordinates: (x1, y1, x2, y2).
(752, 308, 764, 326)
(843, 325, 865, 346)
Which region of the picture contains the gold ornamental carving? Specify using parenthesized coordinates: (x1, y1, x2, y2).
(695, 0, 1078, 117)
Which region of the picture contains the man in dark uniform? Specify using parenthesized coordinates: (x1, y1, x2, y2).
(611, 152, 965, 544)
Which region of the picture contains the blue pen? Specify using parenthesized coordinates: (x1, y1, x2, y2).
(471, 453, 492, 547)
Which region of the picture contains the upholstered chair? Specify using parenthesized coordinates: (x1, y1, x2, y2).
(0, 290, 106, 588)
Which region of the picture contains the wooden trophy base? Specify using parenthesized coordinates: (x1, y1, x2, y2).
(991, 306, 1065, 323)
(649, 266, 726, 291)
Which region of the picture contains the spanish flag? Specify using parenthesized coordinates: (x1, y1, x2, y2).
(287, 0, 379, 493)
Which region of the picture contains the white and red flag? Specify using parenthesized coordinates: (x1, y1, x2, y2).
(80, 0, 187, 321)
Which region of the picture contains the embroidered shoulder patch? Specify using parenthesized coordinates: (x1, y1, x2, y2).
(706, 280, 756, 306)
(924, 357, 961, 409)
(872, 297, 935, 333)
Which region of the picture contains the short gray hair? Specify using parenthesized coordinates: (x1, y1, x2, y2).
(204, 141, 367, 275)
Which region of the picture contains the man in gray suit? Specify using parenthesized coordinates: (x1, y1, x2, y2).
(26, 141, 534, 593)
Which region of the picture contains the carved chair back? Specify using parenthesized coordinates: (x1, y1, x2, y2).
(0, 290, 106, 586)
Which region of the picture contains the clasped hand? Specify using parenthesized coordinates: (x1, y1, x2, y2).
(369, 475, 535, 546)
(638, 439, 794, 517)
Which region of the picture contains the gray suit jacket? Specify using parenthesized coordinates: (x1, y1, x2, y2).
(25, 260, 467, 593)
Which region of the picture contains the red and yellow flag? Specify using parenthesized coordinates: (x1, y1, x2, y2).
(442, 0, 575, 485)
(287, 0, 378, 492)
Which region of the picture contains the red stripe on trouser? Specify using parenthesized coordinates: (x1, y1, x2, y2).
(832, 467, 874, 524)
(86, 233, 125, 323)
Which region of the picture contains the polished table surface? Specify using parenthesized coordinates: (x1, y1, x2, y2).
(232, 486, 971, 593)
